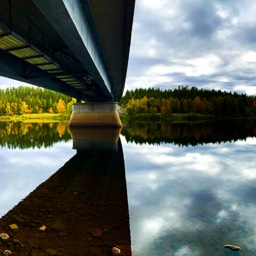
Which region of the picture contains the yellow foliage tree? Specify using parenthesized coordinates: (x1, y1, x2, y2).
(48, 107, 54, 114)
(11, 102, 18, 115)
(57, 99, 66, 113)
(35, 104, 43, 114)
(5, 103, 13, 116)
(20, 101, 30, 114)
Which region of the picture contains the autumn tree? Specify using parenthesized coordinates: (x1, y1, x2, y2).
(0, 86, 74, 116)
(56, 99, 66, 113)
(20, 101, 30, 114)
(122, 86, 256, 117)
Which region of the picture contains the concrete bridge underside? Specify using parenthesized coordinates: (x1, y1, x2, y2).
(0, 0, 135, 126)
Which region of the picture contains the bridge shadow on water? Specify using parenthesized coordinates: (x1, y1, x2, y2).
(0, 127, 131, 256)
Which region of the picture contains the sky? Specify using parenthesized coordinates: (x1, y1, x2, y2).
(2, 0, 256, 95)
(125, 0, 256, 95)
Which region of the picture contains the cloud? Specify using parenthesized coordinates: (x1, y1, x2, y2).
(0, 77, 35, 90)
(126, 0, 256, 95)
(183, 1, 224, 38)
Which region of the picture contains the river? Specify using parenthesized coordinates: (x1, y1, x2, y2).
(0, 120, 256, 255)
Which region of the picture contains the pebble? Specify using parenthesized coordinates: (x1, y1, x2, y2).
(91, 229, 102, 237)
(46, 248, 58, 256)
(111, 247, 121, 255)
(9, 224, 18, 230)
(0, 233, 9, 241)
(4, 250, 12, 255)
(224, 244, 241, 251)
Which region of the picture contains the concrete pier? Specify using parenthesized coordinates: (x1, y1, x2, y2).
(69, 127, 121, 151)
(69, 102, 122, 127)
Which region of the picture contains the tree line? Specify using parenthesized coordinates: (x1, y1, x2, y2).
(0, 122, 71, 149)
(0, 86, 74, 116)
(121, 86, 256, 117)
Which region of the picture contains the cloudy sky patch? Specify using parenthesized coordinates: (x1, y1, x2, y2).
(126, 0, 256, 94)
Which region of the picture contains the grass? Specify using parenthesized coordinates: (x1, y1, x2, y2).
(0, 113, 70, 122)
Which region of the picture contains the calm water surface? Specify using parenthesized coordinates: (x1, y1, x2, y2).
(1, 121, 256, 255)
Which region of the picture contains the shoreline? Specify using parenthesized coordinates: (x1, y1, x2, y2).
(1, 112, 256, 124)
(120, 112, 256, 123)
(0, 113, 70, 122)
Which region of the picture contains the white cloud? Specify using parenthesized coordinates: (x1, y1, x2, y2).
(0, 77, 35, 90)
(234, 85, 256, 95)
(241, 51, 256, 62)
(125, 0, 256, 95)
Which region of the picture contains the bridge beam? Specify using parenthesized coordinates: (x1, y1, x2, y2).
(0, 49, 80, 98)
(69, 102, 122, 127)
(32, 0, 113, 101)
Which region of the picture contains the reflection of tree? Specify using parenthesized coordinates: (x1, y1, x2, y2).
(122, 120, 256, 146)
(0, 122, 71, 149)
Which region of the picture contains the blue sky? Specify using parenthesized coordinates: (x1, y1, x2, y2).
(2, 1, 256, 95)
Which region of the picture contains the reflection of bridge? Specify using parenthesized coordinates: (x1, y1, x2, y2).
(0, 0, 135, 126)
(0, 129, 131, 255)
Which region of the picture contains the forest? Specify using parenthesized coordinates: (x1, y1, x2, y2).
(0, 86, 73, 116)
(121, 86, 256, 118)
(2, 85, 256, 120)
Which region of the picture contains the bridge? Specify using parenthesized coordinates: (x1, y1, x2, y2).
(0, 0, 135, 126)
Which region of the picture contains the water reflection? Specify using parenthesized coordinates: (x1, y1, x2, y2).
(0, 125, 131, 256)
(70, 127, 121, 151)
(122, 122, 256, 256)
(122, 119, 256, 146)
(0, 121, 71, 148)
(1, 120, 256, 255)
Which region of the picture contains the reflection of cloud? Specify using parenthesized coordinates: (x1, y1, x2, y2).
(143, 217, 164, 237)
(121, 135, 256, 255)
(0, 141, 75, 217)
(174, 246, 200, 256)
(187, 191, 222, 224)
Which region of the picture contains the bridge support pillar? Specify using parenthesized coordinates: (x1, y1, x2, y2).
(69, 102, 122, 127)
